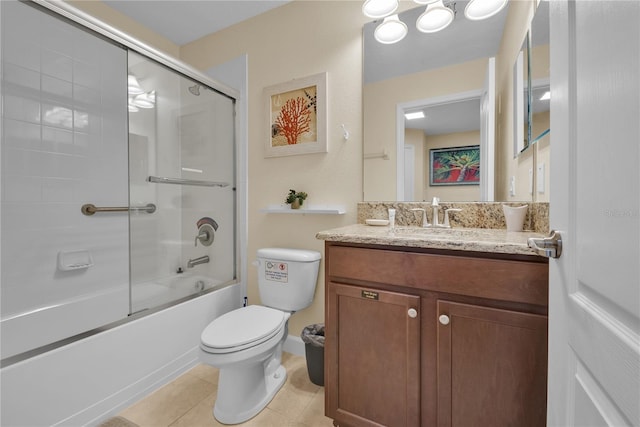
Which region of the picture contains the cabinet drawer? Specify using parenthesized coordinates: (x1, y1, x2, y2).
(326, 244, 548, 306)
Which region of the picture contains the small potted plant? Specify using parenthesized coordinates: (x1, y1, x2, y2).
(285, 189, 308, 209)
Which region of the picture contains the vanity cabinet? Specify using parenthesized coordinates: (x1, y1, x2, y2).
(327, 282, 421, 426)
(436, 300, 547, 427)
(324, 242, 548, 427)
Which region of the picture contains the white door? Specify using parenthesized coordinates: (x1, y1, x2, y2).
(479, 57, 495, 202)
(404, 144, 415, 202)
(548, 1, 640, 426)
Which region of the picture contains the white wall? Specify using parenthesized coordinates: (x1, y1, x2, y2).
(180, 1, 365, 336)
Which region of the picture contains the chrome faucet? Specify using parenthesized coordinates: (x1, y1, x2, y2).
(187, 255, 209, 268)
(431, 197, 441, 227)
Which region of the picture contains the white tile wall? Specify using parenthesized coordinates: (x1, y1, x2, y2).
(1, 1, 130, 359)
(1, 0, 238, 357)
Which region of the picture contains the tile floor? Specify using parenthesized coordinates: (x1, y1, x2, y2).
(112, 353, 335, 427)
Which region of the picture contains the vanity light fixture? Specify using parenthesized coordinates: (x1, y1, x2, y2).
(365, 0, 508, 44)
(374, 14, 408, 44)
(405, 111, 425, 120)
(416, 0, 455, 33)
(464, 0, 508, 21)
(363, 0, 398, 19)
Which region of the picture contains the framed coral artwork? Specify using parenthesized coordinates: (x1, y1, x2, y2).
(264, 72, 327, 157)
(429, 145, 480, 186)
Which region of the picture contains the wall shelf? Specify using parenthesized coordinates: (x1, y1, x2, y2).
(260, 204, 346, 215)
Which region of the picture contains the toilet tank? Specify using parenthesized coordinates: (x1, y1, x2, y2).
(256, 248, 321, 311)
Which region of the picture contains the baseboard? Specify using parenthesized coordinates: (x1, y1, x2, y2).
(283, 335, 305, 356)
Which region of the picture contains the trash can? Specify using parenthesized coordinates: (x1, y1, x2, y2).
(301, 323, 325, 386)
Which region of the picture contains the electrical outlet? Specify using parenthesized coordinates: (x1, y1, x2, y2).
(509, 176, 516, 197)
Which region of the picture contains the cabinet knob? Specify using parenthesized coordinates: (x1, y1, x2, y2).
(408, 308, 418, 318)
(439, 314, 450, 325)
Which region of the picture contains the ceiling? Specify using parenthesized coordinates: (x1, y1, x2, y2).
(103, 0, 290, 45)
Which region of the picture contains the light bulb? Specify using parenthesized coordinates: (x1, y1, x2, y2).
(416, 0, 454, 33)
(464, 0, 508, 21)
(374, 14, 408, 44)
(362, 0, 398, 19)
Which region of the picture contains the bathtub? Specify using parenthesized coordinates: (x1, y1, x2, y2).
(1, 274, 231, 361)
(131, 273, 229, 313)
(1, 284, 130, 360)
(1, 281, 242, 426)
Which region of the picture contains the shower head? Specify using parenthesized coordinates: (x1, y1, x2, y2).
(188, 84, 200, 96)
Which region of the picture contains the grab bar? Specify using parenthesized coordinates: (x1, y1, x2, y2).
(148, 176, 229, 187)
(81, 203, 157, 216)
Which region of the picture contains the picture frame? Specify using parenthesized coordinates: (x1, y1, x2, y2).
(264, 72, 327, 158)
(429, 145, 481, 186)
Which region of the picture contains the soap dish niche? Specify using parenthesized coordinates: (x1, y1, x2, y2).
(58, 250, 94, 271)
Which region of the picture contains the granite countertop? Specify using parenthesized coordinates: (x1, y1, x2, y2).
(316, 224, 546, 257)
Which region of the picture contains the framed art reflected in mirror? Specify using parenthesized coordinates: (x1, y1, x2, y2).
(429, 145, 480, 186)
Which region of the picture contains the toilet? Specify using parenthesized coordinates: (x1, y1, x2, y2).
(199, 248, 321, 424)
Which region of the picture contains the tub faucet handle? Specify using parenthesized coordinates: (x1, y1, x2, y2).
(195, 230, 209, 246)
(195, 223, 215, 247)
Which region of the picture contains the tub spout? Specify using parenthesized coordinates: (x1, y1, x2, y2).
(187, 255, 209, 268)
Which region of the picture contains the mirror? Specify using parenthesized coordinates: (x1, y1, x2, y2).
(511, 1, 550, 201)
(363, 0, 549, 202)
(513, 33, 531, 155)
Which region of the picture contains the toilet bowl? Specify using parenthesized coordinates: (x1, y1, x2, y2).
(200, 305, 291, 424)
(199, 248, 321, 424)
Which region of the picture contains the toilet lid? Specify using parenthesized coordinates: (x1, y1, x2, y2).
(201, 305, 286, 350)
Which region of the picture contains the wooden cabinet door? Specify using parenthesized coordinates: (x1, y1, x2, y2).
(326, 282, 421, 427)
(437, 300, 548, 427)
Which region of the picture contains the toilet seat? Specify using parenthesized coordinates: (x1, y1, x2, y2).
(201, 305, 286, 354)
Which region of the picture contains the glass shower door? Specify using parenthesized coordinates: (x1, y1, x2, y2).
(0, 1, 129, 359)
(127, 51, 236, 314)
